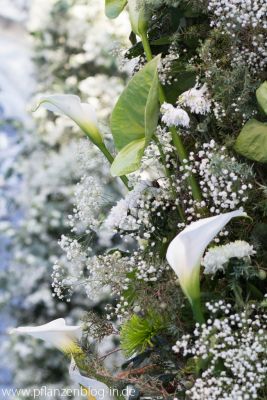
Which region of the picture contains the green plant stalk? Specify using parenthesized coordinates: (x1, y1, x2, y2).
(141, 32, 153, 60)
(153, 136, 185, 222)
(142, 32, 205, 324)
(191, 298, 205, 324)
(99, 144, 130, 190)
(141, 33, 202, 203)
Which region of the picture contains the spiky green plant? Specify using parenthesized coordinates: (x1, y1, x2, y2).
(120, 310, 167, 357)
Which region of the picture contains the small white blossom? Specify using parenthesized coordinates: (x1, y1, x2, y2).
(161, 102, 190, 128)
(178, 84, 211, 115)
(178, 140, 252, 227)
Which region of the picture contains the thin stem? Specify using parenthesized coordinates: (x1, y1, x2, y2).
(153, 136, 185, 222)
(170, 126, 203, 202)
(100, 145, 130, 190)
(141, 33, 153, 61)
(141, 32, 202, 204)
(99, 348, 122, 361)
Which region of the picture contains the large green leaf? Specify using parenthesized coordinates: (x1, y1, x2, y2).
(145, 63, 159, 145)
(111, 56, 160, 150)
(105, 0, 127, 19)
(234, 119, 267, 163)
(111, 138, 146, 176)
(256, 81, 267, 115)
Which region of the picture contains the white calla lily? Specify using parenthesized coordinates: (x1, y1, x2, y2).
(10, 318, 82, 354)
(33, 94, 130, 190)
(33, 94, 103, 148)
(166, 210, 247, 321)
(128, 0, 148, 37)
(69, 357, 114, 400)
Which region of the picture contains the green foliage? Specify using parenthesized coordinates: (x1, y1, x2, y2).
(209, 152, 253, 180)
(164, 65, 196, 103)
(120, 310, 167, 357)
(227, 259, 259, 282)
(234, 119, 267, 163)
(105, 0, 127, 19)
(111, 57, 160, 175)
(256, 81, 267, 115)
(111, 138, 146, 176)
(198, 32, 260, 133)
(111, 57, 160, 150)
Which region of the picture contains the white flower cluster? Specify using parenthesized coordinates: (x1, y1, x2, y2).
(208, 0, 267, 72)
(132, 252, 168, 282)
(104, 253, 167, 320)
(52, 261, 77, 302)
(173, 301, 267, 400)
(52, 243, 166, 316)
(158, 43, 180, 85)
(155, 80, 212, 126)
(86, 251, 166, 319)
(69, 175, 103, 233)
(178, 84, 211, 115)
(59, 235, 87, 264)
(139, 126, 173, 180)
(52, 234, 90, 301)
(202, 240, 255, 275)
(105, 127, 186, 246)
(161, 102, 190, 128)
(85, 252, 130, 301)
(106, 161, 177, 245)
(126, 183, 175, 244)
(179, 140, 252, 227)
(105, 181, 149, 231)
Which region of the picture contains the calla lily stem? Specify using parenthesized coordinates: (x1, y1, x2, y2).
(99, 144, 130, 190)
(141, 33, 202, 203)
(191, 298, 205, 324)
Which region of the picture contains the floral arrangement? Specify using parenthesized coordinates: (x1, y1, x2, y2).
(1, 0, 128, 394)
(9, 0, 267, 399)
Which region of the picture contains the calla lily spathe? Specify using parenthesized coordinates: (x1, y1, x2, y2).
(127, 0, 148, 37)
(33, 94, 103, 148)
(33, 94, 130, 190)
(69, 358, 114, 400)
(166, 210, 247, 310)
(10, 318, 82, 354)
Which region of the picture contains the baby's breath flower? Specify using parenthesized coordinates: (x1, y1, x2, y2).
(69, 175, 103, 233)
(173, 302, 267, 399)
(207, 0, 267, 72)
(104, 181, 149, 231)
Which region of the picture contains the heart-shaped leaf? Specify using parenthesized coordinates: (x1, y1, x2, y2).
(105, 0, 127, 19)
(111, 56, 160, 151)
(234, 119, 267, 163)
(256, 81, 267, 115)
(111, 138, 146, 176)
(110, 57, 160, 176)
